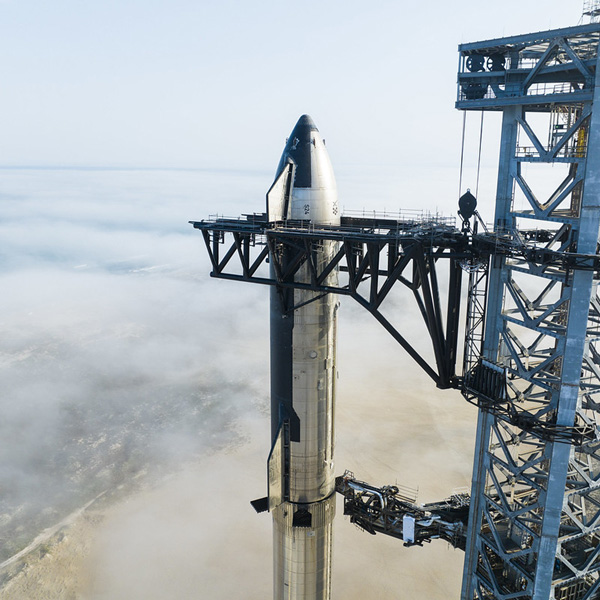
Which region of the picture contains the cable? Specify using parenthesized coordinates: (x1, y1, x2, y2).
(459, 111, 467, 199)
(475, 111, 484, 199)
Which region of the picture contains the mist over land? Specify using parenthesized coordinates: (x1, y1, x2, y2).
(0, 166, 476, 598)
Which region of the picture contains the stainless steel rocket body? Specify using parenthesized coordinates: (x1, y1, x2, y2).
(268, 115, 339, 600)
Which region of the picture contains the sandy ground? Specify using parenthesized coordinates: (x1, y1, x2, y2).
(0, 503, 100, 599)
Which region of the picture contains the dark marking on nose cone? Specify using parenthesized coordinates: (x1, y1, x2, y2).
(275, 114, 319, 189)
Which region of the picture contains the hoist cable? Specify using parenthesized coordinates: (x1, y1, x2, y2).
(459, 111, 467, 199)
(475, 111, 484, 199)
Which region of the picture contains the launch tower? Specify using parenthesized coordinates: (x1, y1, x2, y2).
(191, 19, 600, 600)
(457, 22, 600, 600)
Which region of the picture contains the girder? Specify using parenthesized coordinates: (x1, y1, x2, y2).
(192, 214, 600, 396)
(194, 215, 468, 389)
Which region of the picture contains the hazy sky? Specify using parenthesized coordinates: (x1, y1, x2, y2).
(0, 0, 586, 170)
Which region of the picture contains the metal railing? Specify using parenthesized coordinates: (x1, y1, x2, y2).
(515, 144, 588, 158)
(342, 207, 455, 226)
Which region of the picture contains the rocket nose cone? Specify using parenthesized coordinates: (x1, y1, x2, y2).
(275, 115, 320, 188)
(287, 114, 319, 148)
(295, 114, 318, 132)
(270, 114, 338, 225)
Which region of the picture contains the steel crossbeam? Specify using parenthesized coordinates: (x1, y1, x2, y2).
(193, 219, 467, 389)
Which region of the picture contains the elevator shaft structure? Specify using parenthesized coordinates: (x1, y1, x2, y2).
(457, 24, 600, 600)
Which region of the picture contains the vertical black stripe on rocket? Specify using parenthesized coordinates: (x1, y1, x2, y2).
(269, 282, 301, 443)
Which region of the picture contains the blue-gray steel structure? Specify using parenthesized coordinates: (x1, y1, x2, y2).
(458, 23, 600, 600)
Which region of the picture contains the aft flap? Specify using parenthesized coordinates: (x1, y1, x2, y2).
(250, 496, 269, 514)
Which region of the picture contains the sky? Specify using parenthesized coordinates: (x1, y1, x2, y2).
(0, 0, 587, 173)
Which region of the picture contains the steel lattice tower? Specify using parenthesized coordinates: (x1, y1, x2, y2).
(458, 24, 600, 600)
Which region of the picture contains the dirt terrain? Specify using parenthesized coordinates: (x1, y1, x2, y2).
(0, 497, 103, 599)
(0, 434, 271, 600)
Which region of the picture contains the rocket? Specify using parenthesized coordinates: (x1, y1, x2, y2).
(253, 115, 339, 599)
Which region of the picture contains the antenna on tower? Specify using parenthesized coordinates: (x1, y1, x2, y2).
(582, 0, 600, 23)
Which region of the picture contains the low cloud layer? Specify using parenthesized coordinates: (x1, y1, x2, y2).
(0, 168, 269, 563)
